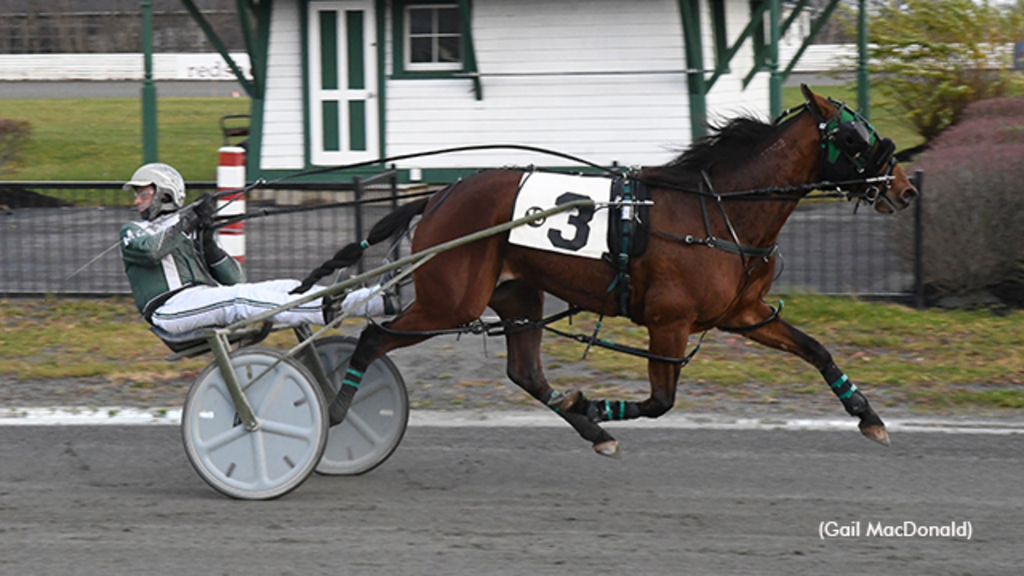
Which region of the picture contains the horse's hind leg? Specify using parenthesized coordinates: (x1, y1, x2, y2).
(489, 282, 619, 456)
(731, 306, 890, 445)
(510, 316, 690, 435)
(560, 320, 689, 427)
(325, 305, 440, 425)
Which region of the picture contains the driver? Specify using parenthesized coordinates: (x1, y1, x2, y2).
(118, 162, 393, 334)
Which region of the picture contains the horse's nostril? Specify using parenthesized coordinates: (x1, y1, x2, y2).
(902, 187, 919, 201)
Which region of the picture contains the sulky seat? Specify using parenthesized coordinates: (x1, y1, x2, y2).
(150, 321, 274, 358)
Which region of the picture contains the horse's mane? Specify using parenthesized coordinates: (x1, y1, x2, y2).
(644, 113, 793, 186)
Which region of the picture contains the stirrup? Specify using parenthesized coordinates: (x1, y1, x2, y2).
(322, 291, 344, 324)
(323, 287, 398, 323)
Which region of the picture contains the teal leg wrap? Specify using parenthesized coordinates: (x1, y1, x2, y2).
(329, 367, 364, 426)
(829, 374, 858, 400)
(342, 367, 364, 389)
(822, 365, 869, 417)
(587, 400, 640, 422)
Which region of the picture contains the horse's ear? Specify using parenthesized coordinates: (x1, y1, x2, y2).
(800, 84, 814, 102)
(801, 84, 830, 118)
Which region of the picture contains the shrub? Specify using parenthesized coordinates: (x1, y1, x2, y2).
(897, 98, 1024, 305)
(0, 118, 32, 174)
(865, 0, 1024, 142)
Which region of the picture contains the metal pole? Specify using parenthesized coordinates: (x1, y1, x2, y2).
(678, 0, 708, 139)
(141, 0, 158, 162)
(389, 169, 400, 259)
(208, 330, 258, 430)
(769, 0, 782, 117)
(857, 0, 870, 119)
(913, 170, 924, 309)
(353, 176, 365, 274)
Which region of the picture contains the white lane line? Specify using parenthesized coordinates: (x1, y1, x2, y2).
(0, 407, 182, 426)
(1, 407, 1022, 435)
(409, 411, 1024, 435)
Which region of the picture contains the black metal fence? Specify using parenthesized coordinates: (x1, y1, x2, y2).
(1, 171, 925, 302)
(0, 171, 404, 296)
(0, 1, 243, 55)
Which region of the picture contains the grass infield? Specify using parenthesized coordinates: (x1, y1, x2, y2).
(1, 97, 250, 182)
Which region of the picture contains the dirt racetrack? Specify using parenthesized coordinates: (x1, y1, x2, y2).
(0, 423, 1019, 575)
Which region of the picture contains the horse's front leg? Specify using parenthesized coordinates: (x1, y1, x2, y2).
(730, 306, 890, 445)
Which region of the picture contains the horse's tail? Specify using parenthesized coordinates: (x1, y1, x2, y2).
(291, 197, 430, 294)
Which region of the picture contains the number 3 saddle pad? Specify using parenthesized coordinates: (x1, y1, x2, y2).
(508, 172, 613, 260)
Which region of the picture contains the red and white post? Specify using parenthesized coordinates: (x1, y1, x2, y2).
(216, 146, 247, 264)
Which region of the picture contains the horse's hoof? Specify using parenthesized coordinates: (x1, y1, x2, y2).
(859, 423, 891, 446)
(547, 389, 583, 413)
(593, 440, 621, 458)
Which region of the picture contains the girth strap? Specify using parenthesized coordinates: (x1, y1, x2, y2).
(717, 300, 785, 333)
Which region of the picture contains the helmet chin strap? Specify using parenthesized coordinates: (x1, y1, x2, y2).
(143, 193, 176, 221)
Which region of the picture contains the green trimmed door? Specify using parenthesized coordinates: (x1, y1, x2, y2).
(308, 0, 378, 166)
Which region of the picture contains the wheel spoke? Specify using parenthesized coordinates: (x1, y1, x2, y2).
(194, 423, 248, 451)
(345, 410, 385, 446)
(252, 429, 270, 489)
(260, 419, 316, 441)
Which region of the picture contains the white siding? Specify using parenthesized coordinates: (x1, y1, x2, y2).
(250, 0, 800, 172)
(259, 0, 305, 170)
(385, 0, 695, 169)
(706, 0, 770, 123)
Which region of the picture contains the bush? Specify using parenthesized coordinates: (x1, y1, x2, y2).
(0, 118, 32, 174)
(865, 0, 1024, 142)
(898, 98, 1024, 306)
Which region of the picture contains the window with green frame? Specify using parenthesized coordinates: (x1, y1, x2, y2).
(392, 0, 465, 77)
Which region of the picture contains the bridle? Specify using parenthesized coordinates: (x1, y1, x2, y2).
(783, 98, 899, 210)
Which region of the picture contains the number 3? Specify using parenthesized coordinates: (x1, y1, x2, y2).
(547, 192, 593, 251)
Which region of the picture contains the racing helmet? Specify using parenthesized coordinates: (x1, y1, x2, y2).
(123, 163, 185, 220)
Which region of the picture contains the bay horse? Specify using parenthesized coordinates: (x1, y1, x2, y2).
(297, 85, 918, 456)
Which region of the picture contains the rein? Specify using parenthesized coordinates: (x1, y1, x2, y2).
(207, 188, 438, 229)
(635, 99, 898, 204)
(638, 173, 896, 203)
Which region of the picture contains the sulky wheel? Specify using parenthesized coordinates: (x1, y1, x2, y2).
(181, 348, 329, 500)
(305, 336, 409, 476)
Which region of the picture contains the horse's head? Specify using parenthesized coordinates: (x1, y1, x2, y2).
(802, 85, 918, 214)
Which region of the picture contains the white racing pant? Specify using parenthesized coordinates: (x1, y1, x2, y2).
(151, 280, 388, 334)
